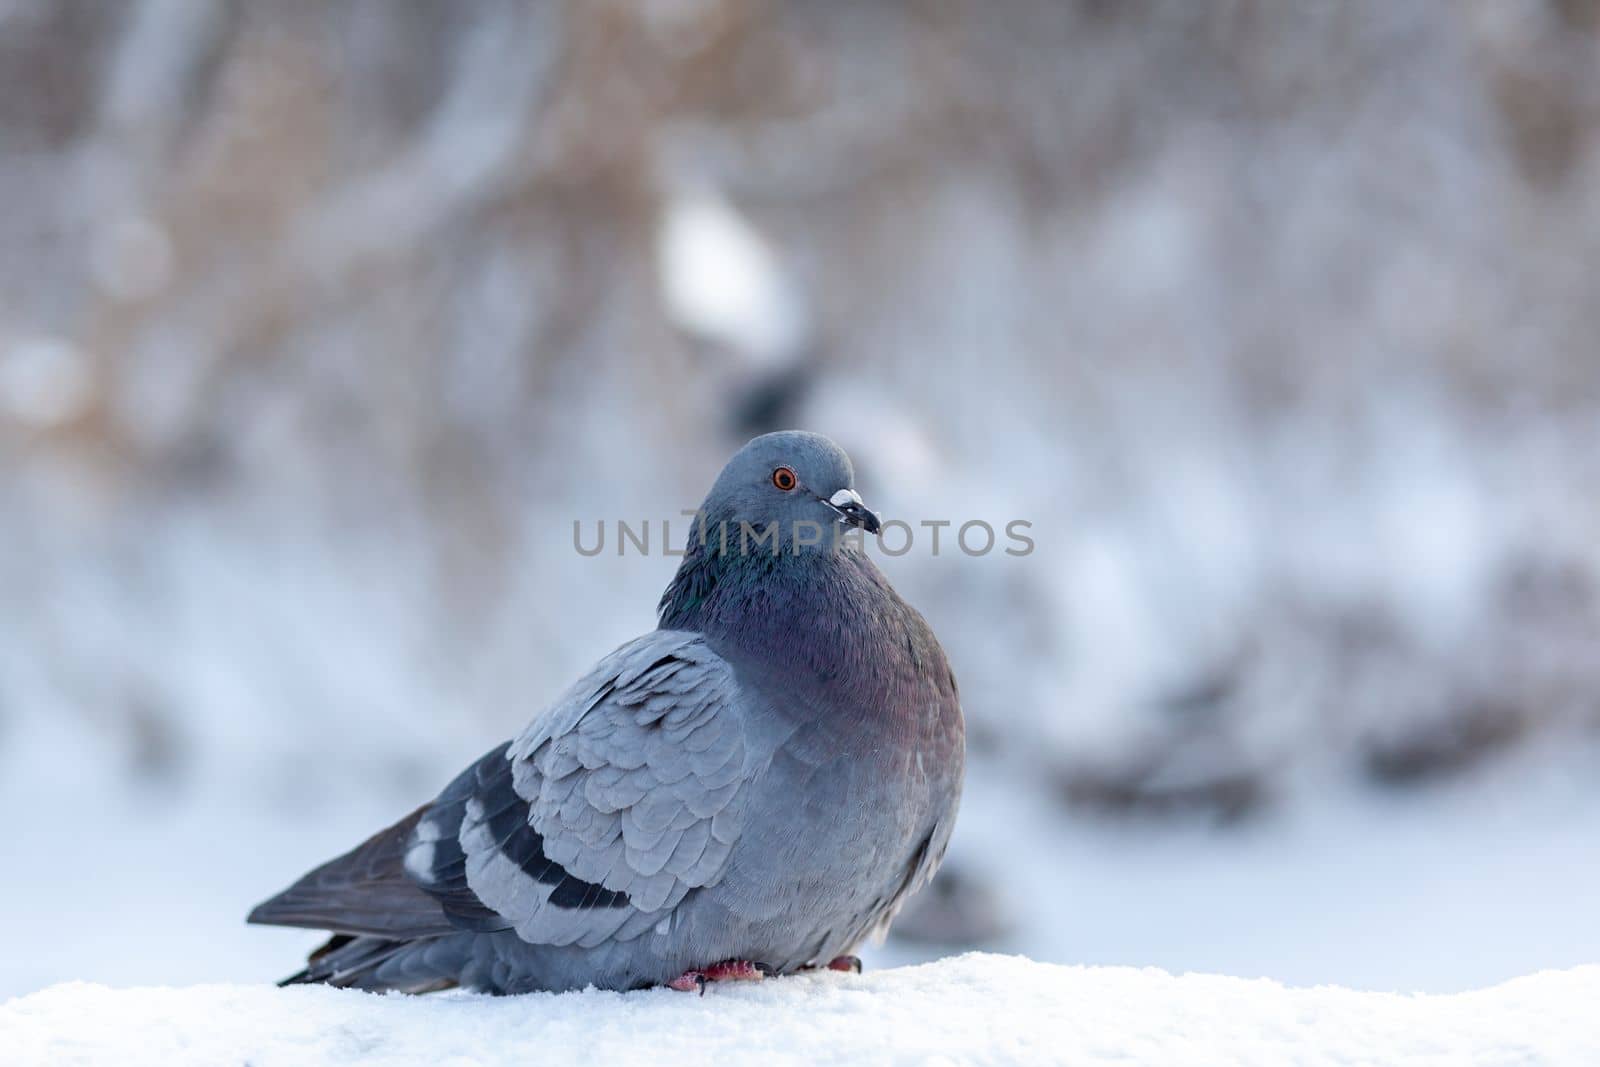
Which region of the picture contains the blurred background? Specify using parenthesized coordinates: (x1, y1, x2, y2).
(4, 0, 1599, 999)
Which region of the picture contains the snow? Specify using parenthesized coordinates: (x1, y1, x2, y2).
(5, 745, 1598, 1001)
(918, 741, 1600, 994)
(5, 7, 1600, 1054)
(0, 337, 93, 427)
(5, 955, 1597, 1067)
(656, 189, 806, 364)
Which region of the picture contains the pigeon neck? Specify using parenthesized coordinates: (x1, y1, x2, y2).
(657, 528, 939, 728)
(656, 529, 873, 655)
(657, 527, 843, 637)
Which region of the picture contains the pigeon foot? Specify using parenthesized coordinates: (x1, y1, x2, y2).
(797, 954, 863, 975)
(667, 959, 768, 994)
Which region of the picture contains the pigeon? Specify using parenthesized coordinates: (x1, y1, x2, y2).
(248, 430, 965, 994)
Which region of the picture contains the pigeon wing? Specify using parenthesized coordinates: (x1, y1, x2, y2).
(407, 630, 752, 949)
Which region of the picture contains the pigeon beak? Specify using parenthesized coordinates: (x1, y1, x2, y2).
(827, 488, 882, 534)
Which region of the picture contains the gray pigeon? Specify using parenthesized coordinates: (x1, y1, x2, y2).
(249, 431, 964, 993)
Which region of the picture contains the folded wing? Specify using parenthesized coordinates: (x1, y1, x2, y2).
(417, 630, 750, 948)
(250, 630, 752, 953)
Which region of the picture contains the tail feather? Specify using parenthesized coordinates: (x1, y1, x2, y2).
(252, 803, 476, 992)
(277, 934, 357, 986)
(279, 932, 460, 993)
(249, 805, 456, 939)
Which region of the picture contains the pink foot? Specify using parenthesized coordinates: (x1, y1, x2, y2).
(667, 959, 768, 994)
(799, 954, 863, 974)
(667, 972, 705, 993)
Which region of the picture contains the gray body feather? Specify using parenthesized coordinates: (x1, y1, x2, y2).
(250, 432, 964, 993)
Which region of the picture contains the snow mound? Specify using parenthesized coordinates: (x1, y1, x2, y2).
(4, 954, 1597, 1066)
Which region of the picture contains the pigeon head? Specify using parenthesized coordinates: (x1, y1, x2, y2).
(698, 430, 882, 552)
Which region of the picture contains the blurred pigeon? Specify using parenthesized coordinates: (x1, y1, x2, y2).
(249, 431, 965, 994)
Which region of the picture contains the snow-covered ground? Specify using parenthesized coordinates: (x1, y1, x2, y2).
(4, 7, 1600, 1055)
(7, 955, 1598, 1067)
(2, 737, 1596, 1001)
(924, 738, 1600, 993)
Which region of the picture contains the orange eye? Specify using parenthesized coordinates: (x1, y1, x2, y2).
(772, 466, 797, 491)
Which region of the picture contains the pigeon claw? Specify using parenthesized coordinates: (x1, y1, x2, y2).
(668, 972, 708, 995)
(826, 955, 863, 974)
(667, 960, 768, 994)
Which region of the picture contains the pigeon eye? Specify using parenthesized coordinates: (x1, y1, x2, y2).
(772, 466, 797, 491)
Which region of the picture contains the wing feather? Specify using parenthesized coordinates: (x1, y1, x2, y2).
(405, 630, 750, 950)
